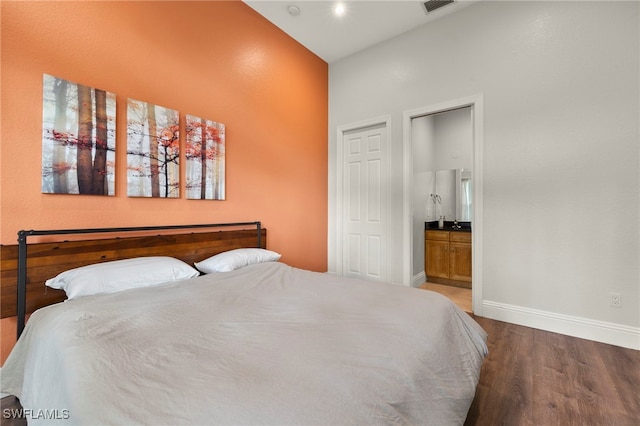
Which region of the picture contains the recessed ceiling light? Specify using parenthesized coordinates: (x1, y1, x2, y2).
(333, 2, 346, 17)
(287, 5, 301, 16)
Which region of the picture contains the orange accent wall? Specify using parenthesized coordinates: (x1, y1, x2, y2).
(0, 1, 328, 364)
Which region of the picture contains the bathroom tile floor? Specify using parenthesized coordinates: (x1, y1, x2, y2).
(419, 282, 472, 313)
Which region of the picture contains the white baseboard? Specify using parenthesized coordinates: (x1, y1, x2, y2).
(482, 300, 640, 350)
(411, 274, 638, 350)
(412, 271, 426, 288)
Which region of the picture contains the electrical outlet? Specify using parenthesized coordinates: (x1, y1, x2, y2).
(609, 292, 621, 307)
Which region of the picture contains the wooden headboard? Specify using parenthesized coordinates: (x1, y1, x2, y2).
(0, 222, 266, 337)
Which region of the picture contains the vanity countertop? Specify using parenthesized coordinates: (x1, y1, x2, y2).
(425, 221, 472, 232)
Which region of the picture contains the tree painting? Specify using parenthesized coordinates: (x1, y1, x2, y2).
(127, 99, 180, 198)
(41, 74, 116, 195)
(185, 114, 225, 200)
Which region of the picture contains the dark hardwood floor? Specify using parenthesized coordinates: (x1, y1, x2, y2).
(0, 396, 25, 426)
(465, 316, 640, 425)
(2, 316, 638, 425)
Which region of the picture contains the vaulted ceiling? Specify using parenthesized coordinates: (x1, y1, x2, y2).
(244, 1, 478, 63)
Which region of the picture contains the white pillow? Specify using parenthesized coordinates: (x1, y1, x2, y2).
(195, 248, 281, 273)
(45, 256, 200, 300)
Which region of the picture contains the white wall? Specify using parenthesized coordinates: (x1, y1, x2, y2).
(412, 115, 435, 282)
(329, 1, 639, 348)
(433, 108, 473, 172)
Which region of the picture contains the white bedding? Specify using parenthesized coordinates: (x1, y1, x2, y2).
(1, 262, 487, 425)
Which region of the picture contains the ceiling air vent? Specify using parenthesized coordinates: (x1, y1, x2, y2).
(422, 0, 455, 14)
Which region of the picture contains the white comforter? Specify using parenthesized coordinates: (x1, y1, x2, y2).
(1, 262, 487, 425)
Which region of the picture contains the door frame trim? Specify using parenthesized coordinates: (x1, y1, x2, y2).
(402, 95, 484, 315)
(336, 115, 392, 280)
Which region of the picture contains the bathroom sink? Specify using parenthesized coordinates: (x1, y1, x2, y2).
(425, 221, 472, 231)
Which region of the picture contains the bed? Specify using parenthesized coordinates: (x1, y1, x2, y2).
(1, 223, 487, 425)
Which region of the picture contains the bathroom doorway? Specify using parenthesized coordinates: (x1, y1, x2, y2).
(414, 106, 472, 286)
(402, 95, 483, 315)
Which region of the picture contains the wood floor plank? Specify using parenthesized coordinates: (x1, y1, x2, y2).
(532, 329, 583, 424)
(465, 316, 640, 426)
(595, 338, 640, 421)
(421, 283, 640, 425)
(466, 317, 535, 425)
(0, 396, 26, 426)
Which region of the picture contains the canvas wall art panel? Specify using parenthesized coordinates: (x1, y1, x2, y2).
(41, 74, 116, 195)
(185, 114, 226, 200)
(127, 99, 180, 198)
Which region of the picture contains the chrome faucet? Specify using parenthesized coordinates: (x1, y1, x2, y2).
(452, 220, 461, 230)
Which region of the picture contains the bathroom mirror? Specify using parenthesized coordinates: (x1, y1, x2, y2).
(428, 168, 472, 222)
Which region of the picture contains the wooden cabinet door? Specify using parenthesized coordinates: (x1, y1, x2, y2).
(450, 242, 472, 282)
(425, 240, 449, 279)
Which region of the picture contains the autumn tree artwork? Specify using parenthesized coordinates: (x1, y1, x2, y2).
(41, 74, 116, 195)
(185, 114, 226, 200)
(127, 99, 180, 198)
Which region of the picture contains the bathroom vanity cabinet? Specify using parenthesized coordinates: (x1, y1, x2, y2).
(425, 230, 472, 288)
